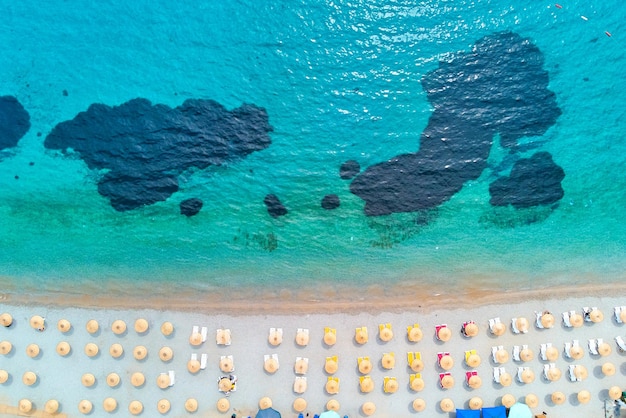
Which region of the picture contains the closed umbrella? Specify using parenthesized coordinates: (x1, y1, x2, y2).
(293, 376, 307, 394)
(109, 343, 123, 358)
(158, 399, 171, 414)
(111, 319, 126, 334)
(86, 319, 99, 334)
(135, 318, 149, 334)
(57, 319, 72, 333)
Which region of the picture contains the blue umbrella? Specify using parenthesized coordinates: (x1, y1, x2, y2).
(255, 408, 281, 418)
(319, 411, 340, 418)
(456, 409, 480, 418)
(482, 406, 507, 418)
(508, 403, 532, 418)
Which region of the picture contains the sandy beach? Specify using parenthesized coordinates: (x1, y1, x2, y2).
(2, 282, 626, 418)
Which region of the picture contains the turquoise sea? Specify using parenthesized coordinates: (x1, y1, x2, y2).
(0, 0, 625, 297)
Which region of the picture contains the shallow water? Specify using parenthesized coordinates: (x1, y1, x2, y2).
(0, 0, 624, 295)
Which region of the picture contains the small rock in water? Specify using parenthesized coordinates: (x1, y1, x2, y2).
(321, 194, 340, 210)
(179, 198, 203, 217)
(264, 194, 288, 218)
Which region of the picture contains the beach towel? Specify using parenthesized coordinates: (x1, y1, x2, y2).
(456, 409, 480, 418)
(482, 406, 507, 418)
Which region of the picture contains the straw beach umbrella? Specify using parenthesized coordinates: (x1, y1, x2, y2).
(412, 398, 426, 412)
(551, 391, 566, 405)
(602, 362, 616, 376)
(547, 367, 562, 382)
(129, 400, 143, 415)
(44, 400, 59, 414)
(219, 377, 233, 393)
(259, 397, 272, 410)
(468, 375, 482, 389)
(86, 319, 99, 334)
(466, 353, 481, 368)
(325, 378, 340, 394)
(379, 325, 393, 342)
(464, 322, 479, 337)
(359, 357, 373, 374)
(515, 317, 529, 333)
(264, 356, 279, 373)
(217, 398, 230, 413)
(570, 312, 583, 328)
(81, 373, 95, 387)
(327, 399, 340, 411)
(157, 373, 171, 389)
(499, 371, 512, 387)
(495, 348, 509, 364)
(501, 394, 516, 408)
(112, 319, 126, 334)
(0, 341, 12, 355)
(78, 400, 92, 414)
(293, 398, 307, 412)
(161, 321, 174, 336)
(85, 342, 99, 357)
(360, 376, 374, 393)
(590, 308, 603, 323)
(19, 399, 32, 413)
(0, 313, 12, 327)
(103, 398, 117, 412)
(440, 398, 454, 412)
(268, 328, 283, 346)
(362, 402, 376, 416)
(437, 326, 452, 342)
(22, 371, 37, 386)
(410, 356, 424, 372)
(323, 328, 336, 346)
(295, 328, 309, 346)
(56, 341, 71, 356)
(57, 319, 71, 333)
(440, 374, 454, 389)
(135, 318, 149, 334)
(220, 356, 234, 373)
(0, 369, 8, 384)
(26, 343, 40, 358)
(541, 313, 555, 328)
(525, 394, 539, 408)
(408, 325, 423, 342)
(520, 347, 534, 362)
(545, 345, 559, 362)
(295, 357, 309, 374)
(131, 372, 145, 387)
(578, 390, 591, 404)
(107, 373, 120, 387)
(133, 345, 147, 360)
(381, 352, 395, 369)
(609, 386, 622, 400)
(158, 399, 171, 414)
(492, 322, 506, 336)
(439, 354, 453, 370)
(325, 357, 338, 374)
(570, 345, 584, 360)
(384, 377, 399, 393)
(521, 369, 535, 384)
(598, 341, 612, 357)
(410, 375, 425, 391)
(574, 365, 588, 381)
(187, 358, 201, 373)
(355, 327, 368, 344)
(30, 315, 45, 330)
(110, 343, 123, 358)
(189, 331, 202, 346)
(159, 346, 173, 362)
(469, 397, 483, 410)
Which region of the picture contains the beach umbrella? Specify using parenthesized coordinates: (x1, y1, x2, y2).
(410, 357, 424, 372)
(408, 326, 423, 342)
(19, 399, 32, 413)
(81, 373, 95, 387)
(86, 319, 99, 334)
(590, 308, 604, 323)
(482, 406, 507, 418)
(545, 346, 559, 361)
(496, 348, 509, 364)
(129, 400, 143, 415)
(0, 341, 12, 355)
(466, 353, 481, 368)
(185, 398, 198, 413)
(0, 369, 8, 383)
(293, 377, 307, 393)
(133, 345, 147, 360)
(325, 357, 338, 374)
(257, 407, 282, 418)
(161, 321, 174, 336)
(189, 331, 202, 346)
(441, 374, 454, 389)
(359, 376, 374, 393)
(264, 356, 279, 373)
(355, 327, 368, 344)
(609, 386, 622, 400)
(381, 352, 395, 369)
(410, 375, 425, 391)
(158, 399, 171, 414)
(325, 378, 339, 394)
(110, 343, 123, 358)
(78, 400, 92, 415)
(22, 371, 37, 386)
(501, 394, 516, 408)
(521, 369, 535, 383)
(159, 346, 173, 362)
(111, 319, 126, 334)
(293, 398, 307, 412)
(440, 398, 454, 412)
(379, 326, 393, 342)
(131, 372, 145, 387)
(499, 372, 512, 387)
(464, 322, 479, 337)
(135, 318, 149, 334)
(103, 397, 117, 412)
(384, 378, 399, 393)
(602, 362, 616, 376)
(187, 358, 201, 373)
(259, 397, 273, 410)
(540, 313, 555, 328)
(412, 398, 426, 412)
(219, 377, 233, 393)
(509, 403, 532, 418)
(492, 322, 506, 336)
(157, 373, 171, 389)
(469, 397, 483, 410)
(326, 399, 340, 411)
(437, 327, 452, 342)
(30, 315, 45, 330)
(621, 310, 626, 324)
(217, 398, 230, 413)
(0, 313, 12, 327)
(359, 358, 373, 374)
(570, 312, 583, 328)
(295, 357, 309, 374)
(515, 317, 529, 333)
(323, 329, 336, 346)
(220, 356, 234, 372)
(547, 367, 561, 382)
(295, 329, 309, 346)
(520, 347, 534, 362)
(216, 329, 231, 345)
(268, 328, 282, 346)
(524, 394, 539, 408)
(578, 390, 591, 404)
(439, 354, 453, 370)
(26, 343, 39, 358)
(44, 400, 59, 414)
(598, 341, 612, 357)
(57, 319, 71, 333)
(468, 375, 482, 389)
(106, 372, 120, 387)
(551, 391, 566, 405)
(574, 365, 588, 380)
(85, 342, 99, 357)
(570, 345, 584, 360)
(362, 402, 376, 416)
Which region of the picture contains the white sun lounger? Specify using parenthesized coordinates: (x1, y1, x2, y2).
(568, 364, 581, 382)
(200, 353, 208, 370)
(190, 353, 198, 362)
(511, 318, 520, 334)
(615, 307, 625, 323)
(512, 345, 521, 361)
(493, 367, 501, 383)
(616, 336, 626, 352)
(563, 342, 572, 359)
(293, 376, 307, 394)
(562, 311, 572, 327)
(491, 346, 498, 363)
(192, 325, 200, 336)
(201, 326, 208, 342)
(540, 343, 547, 361)
(517, 367, 530, 382)
(535, 311, 544, 329)
(543, 364, 550, 380)
(488, 317, 501, 334)
(168, 370, 175, 386)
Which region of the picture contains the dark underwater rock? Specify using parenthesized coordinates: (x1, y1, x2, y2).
(321, 194, 340, 210)
(264, 194, 288, 218)
(180, 198, 204, 217)
(0, 95, 30, 151)
(339, 160, 360, 180)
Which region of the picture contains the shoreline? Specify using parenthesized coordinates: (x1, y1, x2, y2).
(2, 278, 625, 315)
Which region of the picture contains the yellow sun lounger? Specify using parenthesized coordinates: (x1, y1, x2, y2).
(383, 376, 399, 393)
(379, 323, 392, 332)
(465, 349, 477, 362)
(325, 376, 340, 394)
(407, 351, 422, 365)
